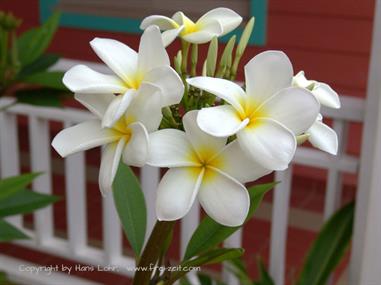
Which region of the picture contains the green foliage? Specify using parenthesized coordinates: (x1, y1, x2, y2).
(0, 173, 59, 242)
(167, 248, 244, 284)
(0, 189, 59, 217)
(17, 12, 60, 67)
(0, 172, 41, 200)
(296, 201, 355, 285)
(113, 163, 147, 256)
(183, 182, 276, 260)
(0, 11, 68, 107)
(253, 258, 275, 285)
(17, 53, 60, 78)
(0, 219, 28, 242)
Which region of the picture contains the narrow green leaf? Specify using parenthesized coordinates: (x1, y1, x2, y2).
(21, 71, 66, 90)
(0, 219, 29, 242)
(253, 257, 275, 285)
(17, 53, 60, 78)
(197, 273, 213, 285)
(113, 163, 147, 256)
(206, 37, 218, 76)
(183, 182, 276, 260)
(0, 189, 59, 217)
(0, 173, 41, 200)
(296, 201, 355, 285)
(226, 258, 252, 285)
(15, 88, 69, 107)
(168, 248, 244, 284)
(17, 12, 60, 66)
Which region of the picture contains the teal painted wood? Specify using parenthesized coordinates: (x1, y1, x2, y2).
(39, 0, 267, 45)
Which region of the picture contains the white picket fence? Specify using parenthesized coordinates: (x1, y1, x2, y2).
(1, 1, 381, 282)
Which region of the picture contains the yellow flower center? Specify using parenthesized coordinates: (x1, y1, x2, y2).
(237, 97, 267, 129)
(187, 146, 225, 182)
(110, 113, 134, 142)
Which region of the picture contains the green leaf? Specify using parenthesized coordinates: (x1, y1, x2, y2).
(183, 182, 276, 260)
(169, 248, 244, 284)
(0, 219, 29, 242)
(20, 71, 66, 90)
(0, 173, 41, 200)
(253, 257, 275, 285)
(226, 258, 252, 285)
(17, 12, 61, 66)
(0, 189, 59, 217)
(15, 88, 69, 107)
(197, 273, 213, 285)
(18, 53, 60, 78)
(296, 201, 355, 285)
(113, 163, 146, 256)
(206, 37, 218, 76)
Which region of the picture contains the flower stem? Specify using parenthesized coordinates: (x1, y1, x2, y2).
(132, 220, 175, 285)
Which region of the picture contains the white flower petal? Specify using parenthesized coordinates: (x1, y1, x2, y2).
(162, 27, 184, 47)
(122, 122, 149, 167)
(187, 77, 245, 112)
(74, 93, 114, 118)
(245, 51, 293, 103)
(99, 138, 125, 195)
(138, 25, 170, 74)
(198, 168, 249, 226)
(90, 38, 138, 85)
(143, 66, 184, 106)
(312, 83, 341, 109)
(260, 87, 320, 135)
(148, 129, 199, 167)
(215, 141, 271, 183)
(292, 71, 314, 89)
(197, 7, 242, 36)
(52, 120, 119, 157)
(102, 89, 136, 128)
(307, 121, 338, 155)
(182, 20, 223, 44)
(183, 110, 227, 157)
(237, 118, 296, 170)
(140, 15, 179, 30)
(156, 167, 204, 221)
(126, 82, 163, 132)
(63, 65, 126, 94)
(197, 105, 249, 137)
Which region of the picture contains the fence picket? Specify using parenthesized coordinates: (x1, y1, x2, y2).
(270, 167, 293, 285)
(64, 121, 88, 254)
(28, 116, 54, 244)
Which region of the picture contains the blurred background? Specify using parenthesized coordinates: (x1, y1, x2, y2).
(0, 0, 376, 284)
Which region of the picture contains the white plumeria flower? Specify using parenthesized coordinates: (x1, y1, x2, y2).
(63, 25, 183, 128)
(293, 71, 341, 109)
(187, 51, 320, 170)
(148, 111, 270, 227)
(52, 84, 163, 195)
(293, 71, 340, 155)
(140, 8, 242, 46)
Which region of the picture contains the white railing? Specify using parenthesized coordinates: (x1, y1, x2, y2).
(0, 87, 363, 285)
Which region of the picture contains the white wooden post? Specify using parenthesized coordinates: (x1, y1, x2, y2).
(350, 0, 381, 283)
(64, 121, 88, 254)
(0, 100, 22, 227)
(269, 167, 293, 285)
(222, 229, 242, 285)
(28, 116, 54, 244)
(102, 171, 122, 264)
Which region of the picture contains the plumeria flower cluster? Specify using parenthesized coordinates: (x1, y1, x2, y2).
(52, 8, 340, 227)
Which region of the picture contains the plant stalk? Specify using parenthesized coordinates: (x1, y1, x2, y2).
(132, 220, 175, 285)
